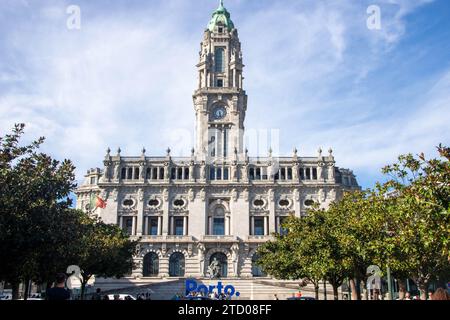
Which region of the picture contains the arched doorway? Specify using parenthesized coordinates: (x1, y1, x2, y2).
(209, 252, 228, 278)
(252, 254, 266, 277)
(143, 252, 159, 277)
(169, 252, 185, 277)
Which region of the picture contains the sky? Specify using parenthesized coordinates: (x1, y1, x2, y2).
(0, 0, 449, 190)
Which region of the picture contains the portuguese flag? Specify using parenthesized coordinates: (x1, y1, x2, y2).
(90, 194, 107, 210)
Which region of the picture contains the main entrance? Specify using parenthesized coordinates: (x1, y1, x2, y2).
(209, 252, 228, 278)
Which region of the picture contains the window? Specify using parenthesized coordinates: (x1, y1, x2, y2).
(312, 168, 318, 180)
(254, 217, 265, 236)
(134, 168, 140, 180)
(279, 199, 290, 208)
(174, 199, 185, 207)
(148, 218, 159, 236)
(210, 167, 216, 180)
(217, 79, 224, 87)
(305, 168, 311, 180)
(127, 168, 133, 180)
(143, 252, 159, 277)
(177, 168, 183, 180)
(152, 168, 158, 180)
(218, 27, 224, 33)
(184, 168, 189, 180)
(213, 218, 225, 235)
(278, 217, 289, 235)
(217, 168, 222, 180)
(215, 48, 225, 72)
(121, 168, 127, 180)
(256, 168, 261, 180)
(159, 168, 164, 180)
(249, 168, 255, 180)
(174, 218, 184, 236)
(148, 199, 160, 207)
(169, 253, 185, 277)
(252, 254, 266, 277)
(304, 199, 315, 207)
(171, 168, 176, 180)
(123, 217, 133, 235)
(287, 168, 293, 180)
(146, 168, 151, 179)
(90, 176, 96, 185)
(300, 168, 305, 180)
(223, 168, 229, 180)
(123, 199, 134, 207)
(253, 199, 264, 207)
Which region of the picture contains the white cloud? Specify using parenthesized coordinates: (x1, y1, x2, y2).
(0, 0, 445, 189)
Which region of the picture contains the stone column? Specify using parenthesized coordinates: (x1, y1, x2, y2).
(264, 216, 268, 236)
(162, 190, 170, 236)
(144, 216, 148, 236)
(208, 216, 213, 235)
(268, 190, 276, 234)
(250, 216, 255, 235)
(225, 216, 230, 236)
(132, 216, 136, 236)
(158, 216, 162, 236)
(183, 216, 188, 236)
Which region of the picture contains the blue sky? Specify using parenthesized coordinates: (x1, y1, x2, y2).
(0, 0, 449, 190)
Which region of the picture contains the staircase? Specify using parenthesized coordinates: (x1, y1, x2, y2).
(93, 278, 339, 300)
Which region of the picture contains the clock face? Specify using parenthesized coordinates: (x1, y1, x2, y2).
(213, 106, 226, 120)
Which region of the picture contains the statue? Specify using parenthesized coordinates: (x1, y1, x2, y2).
(208, 257, 221, 279)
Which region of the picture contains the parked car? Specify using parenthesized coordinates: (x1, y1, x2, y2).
(287, 296, 316, 301)
(107, 294, 137, 300)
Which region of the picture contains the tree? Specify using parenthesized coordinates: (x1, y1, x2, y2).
(0, 124, 75, 299)
(69, 216, 137, 299)
(380, 145, 450, 300)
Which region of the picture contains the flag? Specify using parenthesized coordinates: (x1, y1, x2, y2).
(89, 194, 107, 210)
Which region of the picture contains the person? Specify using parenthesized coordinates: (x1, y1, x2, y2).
(403, 292, 411, 300)
(427, 290, 434, 300)
(431, 288, 450, 300)
(92, 288, 102, 300)
(103, 295, 110, 300)
(46, 273, 71, 301)
(274, 294, 279, 300)
(113, 294, 120, 300)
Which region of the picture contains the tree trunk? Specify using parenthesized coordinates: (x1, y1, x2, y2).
(355, 278, 362, 300)
(11, 282, 20, 300)
(332, 284, 339, 301)
(349, 278, 358, 300)
(24, 279, 30, 301)
(417, 281, 428, 300)
(81, 281, 87, 300)
(314, 284, 319, 300)
(398, 279, 406, 300)
(323, 280, 327, 300)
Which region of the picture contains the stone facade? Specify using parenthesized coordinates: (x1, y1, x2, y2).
(75, 2, 360, 280)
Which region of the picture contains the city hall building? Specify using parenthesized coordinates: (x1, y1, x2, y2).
(76, 1, 359, 281)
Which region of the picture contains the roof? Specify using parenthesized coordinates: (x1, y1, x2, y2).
(208, 0, 235, 32)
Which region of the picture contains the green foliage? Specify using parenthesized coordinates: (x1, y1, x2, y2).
(258, 145, 450, 300)
(0, 124, 137, 299)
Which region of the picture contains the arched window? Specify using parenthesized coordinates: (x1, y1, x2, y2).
(210, 252, 228, 278)
(177, 168, 183, 180)
(143, 252, 159, 277)
(213, 206, 225, 236)
(215, 48, 225, 73)
(169, 252, 185, 277)
(252, 254, 266, 277)
(256, 168, 261, 180)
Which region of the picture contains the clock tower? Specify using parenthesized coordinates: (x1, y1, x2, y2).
(193, 0, 247, 161)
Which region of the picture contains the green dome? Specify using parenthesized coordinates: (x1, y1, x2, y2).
(208, 0, 235, 32)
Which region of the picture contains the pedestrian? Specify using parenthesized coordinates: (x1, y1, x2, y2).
(274, 294, 279, 300)
(46, 273, 71, 301)
(92, 288, 102, 300)
(431, 288, 450, 300)
(103, 295, 110, 300)
(403, 292, 412, 300)
(427, 290, 434, 300)
(113, 294, 120, 300)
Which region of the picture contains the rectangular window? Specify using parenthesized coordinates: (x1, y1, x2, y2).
(312, 168, 318, 180)
(149, 218, 158, 236)
(213, 218, 225, 236)
(300, 168, 305, 180)
(171, 168, 176, 180)
(217, 79, 224, 87)
(215, 48, 225, 72)
(90, 176, 96, 185)
(123, 217, 133, 236)
(184, 168, 189, 180)
(305, 168, 311, 180)
(174, 218, 184, 236)
(262, 167, 268, 180)
(210, 167, 216, 180)
(278, 217, 288, 235)
(223, 168, 229, 180)
(159, 168, 164, 180)
(254, 218, 265, 236)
